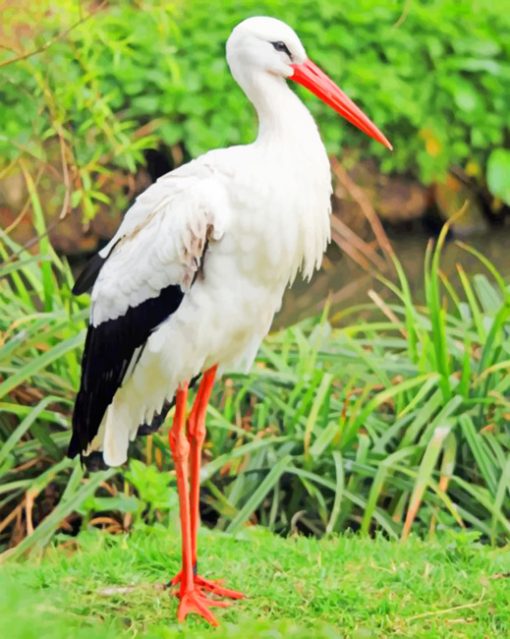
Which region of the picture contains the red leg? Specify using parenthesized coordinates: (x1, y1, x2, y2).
(188, 366, 244, 599)
(189, 365, 216, 565)
(168, 383, 226, 626)
(170, 366, 245, 601)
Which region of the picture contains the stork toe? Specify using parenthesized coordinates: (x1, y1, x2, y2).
(195, 574, 245, 599)
(177, 589, 226, 626)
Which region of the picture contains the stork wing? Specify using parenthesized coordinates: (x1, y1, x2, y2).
(68, 162, 229, 458)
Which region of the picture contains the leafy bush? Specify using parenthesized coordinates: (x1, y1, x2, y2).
(1, 208, 509, 558)
(1, 0, 509, 224)
(0, 1, 172, 219)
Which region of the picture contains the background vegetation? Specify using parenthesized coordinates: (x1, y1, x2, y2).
(1, 211, 509, 558)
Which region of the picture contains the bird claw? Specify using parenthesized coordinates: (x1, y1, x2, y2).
(177, 588, 222, 626)
(168, 570, 245, 600)
(194, 574, 245, 600)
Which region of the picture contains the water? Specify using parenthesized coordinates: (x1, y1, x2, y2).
(278, 227, 510, 328)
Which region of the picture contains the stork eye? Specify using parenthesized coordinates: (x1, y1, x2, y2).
(271, 41, 292, 58)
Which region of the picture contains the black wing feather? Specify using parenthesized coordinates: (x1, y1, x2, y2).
(136, 400, 173, 436)
(68, 283, 184, 459)
(134, 370, 201, 437)
(72, 240, 120, 295)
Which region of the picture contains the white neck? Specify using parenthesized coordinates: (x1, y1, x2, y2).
(234, 69, 318, 144)
(226, 59, 332, 285)
(234, 67, 332, 283)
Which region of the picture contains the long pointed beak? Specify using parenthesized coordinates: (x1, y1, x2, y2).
(290, 59, 393, 151)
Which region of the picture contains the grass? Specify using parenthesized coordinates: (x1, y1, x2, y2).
(1, 525, 509, 639)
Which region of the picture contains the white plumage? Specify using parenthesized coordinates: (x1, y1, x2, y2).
(71, 16, 390, 468)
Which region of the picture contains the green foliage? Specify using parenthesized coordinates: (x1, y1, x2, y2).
(124, 459, 177, 519)
(488, 149, 510, 205)
(0, 182, 115, 560)
(1, 0, 509, 220)
(1, 526, 509, 638)
(1, 205, 509, 556)
(206, 228, 510, 543)
(0, 0, 174, 219)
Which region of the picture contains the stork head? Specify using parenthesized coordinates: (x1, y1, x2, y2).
(227, 17, 306, 78)
(226, 17, 392, 150)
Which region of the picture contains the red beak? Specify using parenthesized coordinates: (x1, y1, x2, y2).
(290, 59, 393, 151)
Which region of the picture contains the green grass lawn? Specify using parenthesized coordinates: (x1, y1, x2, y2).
(1, 526, 509, 639)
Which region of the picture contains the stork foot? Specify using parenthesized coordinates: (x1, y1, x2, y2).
(195, 574, 246, 600)
(177, 588, 230, 626)
(169, 570, 245, 600)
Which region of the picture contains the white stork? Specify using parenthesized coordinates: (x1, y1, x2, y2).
(69, 16, 391, 626)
